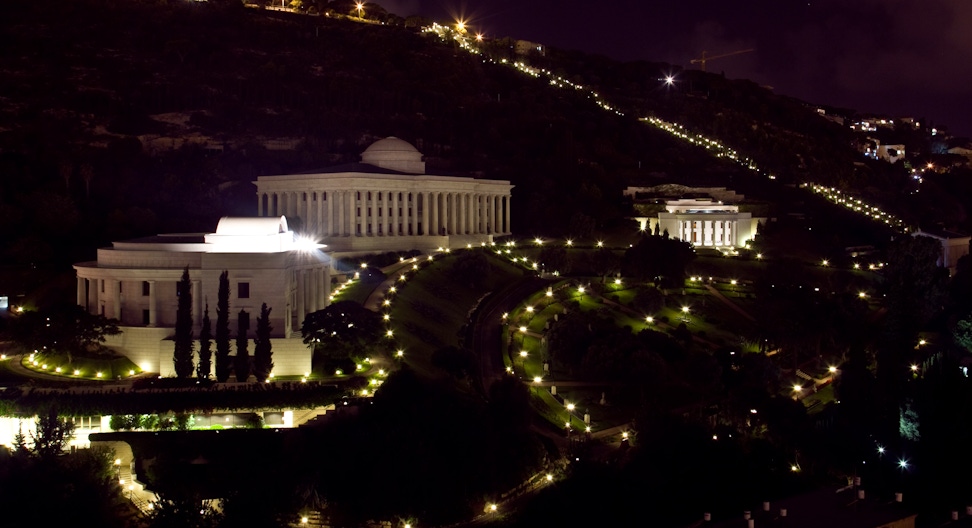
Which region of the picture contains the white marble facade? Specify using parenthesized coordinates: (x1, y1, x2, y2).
(636, 199, 757, 248)
(254, 137, 513, 255)
(73, 217, 327, 376)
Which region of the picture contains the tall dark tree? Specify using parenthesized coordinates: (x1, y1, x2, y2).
(234, 309, 251, 382)
(875, 235, 948, 436)
(173, 266, 194, 378)
(215, 271, 231, 382)
(197, 303, 213, 379)
(30, 408, 76, 460)
(253, 303, 274, 382)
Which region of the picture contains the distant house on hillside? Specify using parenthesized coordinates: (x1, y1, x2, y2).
(514, 40, 544, 57)
(913, 228, 971, 276)
(863, 137, 906, 163)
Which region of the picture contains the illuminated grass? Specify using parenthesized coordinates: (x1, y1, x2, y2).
(389, 252, 522, 375)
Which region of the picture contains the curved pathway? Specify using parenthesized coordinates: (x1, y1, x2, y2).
(363, 257, 427, 312)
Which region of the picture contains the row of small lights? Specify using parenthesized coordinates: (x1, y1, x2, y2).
(805, 184, 906, 230)
(642, 117, 910, 232)
(505, 282, 650, 437)
(424, 22, 624, 117)
(25, 351, 139, 379)
(414, 13, 919, 239)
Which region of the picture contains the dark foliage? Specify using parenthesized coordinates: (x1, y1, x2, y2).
(301, 300, 383, 358)
(234, 309, 250, 382)
(173, 266, 195, 378)
(253, 303, 273, 382)
(215, 271, 231, 382)
(198, 304, 213, 379)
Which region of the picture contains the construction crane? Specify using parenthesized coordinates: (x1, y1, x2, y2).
(690, 48, 755, 72)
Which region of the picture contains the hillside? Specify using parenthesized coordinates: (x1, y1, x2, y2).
(0, 0, 911, 301)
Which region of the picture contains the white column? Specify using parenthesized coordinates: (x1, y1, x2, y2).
(487, 195, 493, 234)
(111, 280, 121, 320)
(319, 192, 326, 236)
(94, 278, 103, 315)
(355, 191, 364, 237)
(257, 193, 264, 216)
(296, 270, 305, 324)
(474, 194, 481, 233)
(390, 191, 398, 236)
(430, 192, 438, 236)
(492, 195, 500, 234)
(421, 192, 430, 235)
(449, 192, 459, 235)
(370, 192, 378, 236)
(309, 267, 319, 313)
(192, 279, 201, 328)
(472, 193, 478, 234)
(347, 191, 355, 236)
(458, 193, 465, 235)
(505, 195, 511, 234)
(336, 191, 344, 236)
(77, 277, 85, 307)
(714, 221, 723, 246)
(410, 193, 418, 236)
(148, 280, 157, 327)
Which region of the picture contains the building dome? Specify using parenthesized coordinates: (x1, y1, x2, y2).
(360, 137, 425, 174)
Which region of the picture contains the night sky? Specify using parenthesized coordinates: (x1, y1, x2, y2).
(383, 0, 972, 136)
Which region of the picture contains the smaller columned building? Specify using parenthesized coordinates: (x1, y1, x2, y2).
(637, 199, 757, 248)
(73, 217, 328, 376)
(254, 137, 514, 255)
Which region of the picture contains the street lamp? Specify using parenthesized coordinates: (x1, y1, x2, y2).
(355, 2, 363, 17)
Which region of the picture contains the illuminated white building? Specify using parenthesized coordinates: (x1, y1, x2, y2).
(73, 216, 327, 376)
(636, 199, 758, 248)
(254, 137, 513, 256)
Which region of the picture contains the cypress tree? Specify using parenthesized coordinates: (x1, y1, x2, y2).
(173, 267, 194, 378)
(253, 303, 274, 382)
(234, 308, 251, 382)
(215, 271, 232, 382)
(197, 303, 213, 379)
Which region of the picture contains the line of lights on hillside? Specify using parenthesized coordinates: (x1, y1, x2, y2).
(424, 23, 624, 116)
(421, 21, 908, 232)
(804, 183, 906, 230)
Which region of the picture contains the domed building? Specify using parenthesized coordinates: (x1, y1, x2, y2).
(254, 137, 513, 255)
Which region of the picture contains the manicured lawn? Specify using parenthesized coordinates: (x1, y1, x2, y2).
(388, 251, 522, 375)
(23, 352, 140, 381)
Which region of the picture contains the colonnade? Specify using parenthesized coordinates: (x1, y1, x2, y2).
(678, 219, 737, 247)
(76, 277, 204, 328)
(292, 266, 331, 332)
(257, 190, 512, 236)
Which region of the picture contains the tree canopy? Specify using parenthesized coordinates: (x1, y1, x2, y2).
(301, 300, 383, 358)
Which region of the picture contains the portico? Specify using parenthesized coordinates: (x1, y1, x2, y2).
(254, 137, 513, 254)
(637, 199, 758, 248)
